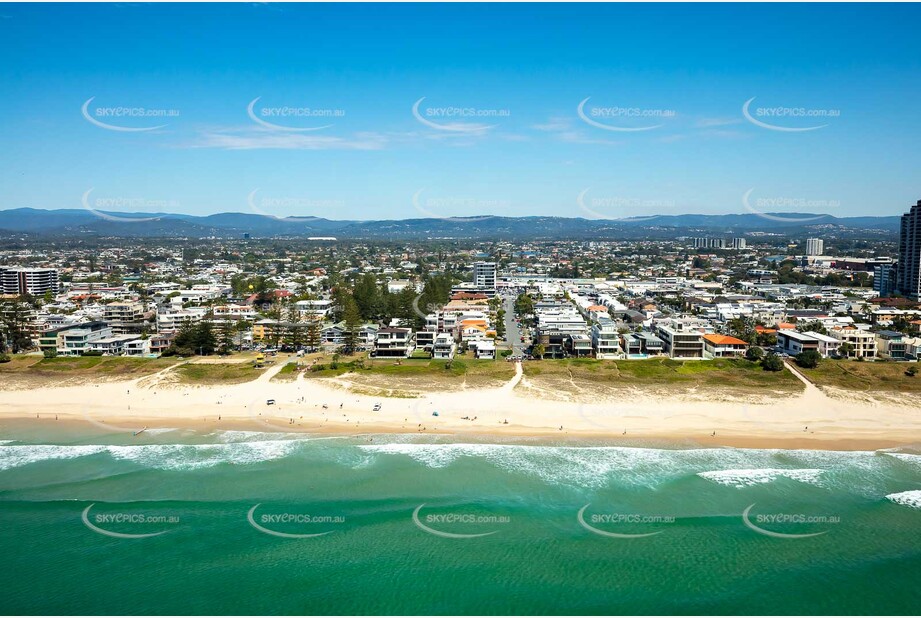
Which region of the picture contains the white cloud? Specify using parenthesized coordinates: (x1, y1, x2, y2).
(695, 117, 743, 128)
(532, 117, 621, 145)
(187, 127, 388, 150)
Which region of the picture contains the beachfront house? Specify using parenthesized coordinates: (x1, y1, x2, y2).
(875, 330, 908, 360)
(802, 331, 841, 358)
(472, 339, 496, 359)
(373, 328, 415, 358)
(776, 330, 820, 356)
(830, 326, 877, 359)
(591, 319, 624, 359)
(567, 333, 593, 357)
(702, 334, 749, 358)
(39, 321, 112, 356)
(432, 333, 456, 360)
(86, 334, 146, 356)
(655, 322, 705, 358)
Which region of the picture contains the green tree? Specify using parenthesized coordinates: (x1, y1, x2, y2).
(798, 320, 827, 335)
(0, 299, 35, 353)
(514, 293, 535, 317)
(283, 305, 305, 350)
(305, 318, 322, 351)
(495, 308, 506, 339)
(794, 349, 821, 369)
(217, 320, 235, 355)
(761, 352, 784, 372)
(532, 342, 546, 359)
(392, 287, 419, 326)
(193, 321, 217, 355)
(745, 346, 764, 361)
(726, 317, 756, 344)
(342, 297, 362, 354)
(353, 274, 383, 321)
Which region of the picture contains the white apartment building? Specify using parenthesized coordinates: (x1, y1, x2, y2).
(472, 261, 497, 291)
(776, 330, 820, 356)
(103, 301, 147, 334)
(831, 326, 877, 359)
(55, 324, 114, 356)
(805, 238, 825, 256)
(591, 318, 624, 359)
(432, 333, 456, 360)
(293, 299, 332, 318)
(87, 334, 146, 356)
(802, 331, 841, 357)
(655, 321, 706, 358)
(156, 307, 209, 332)
(212, 304, 258, 321)
(0, 267, 60, 296)
(373, 328, 415, 358)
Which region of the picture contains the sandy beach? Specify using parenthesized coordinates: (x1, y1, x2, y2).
(2, 358, 920, 451)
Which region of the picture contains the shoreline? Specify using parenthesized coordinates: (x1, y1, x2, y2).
(0, 414, 915, 452)
(2, 361, 920, 452)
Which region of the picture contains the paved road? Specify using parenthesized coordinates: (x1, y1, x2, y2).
(503, 294, 525, 356)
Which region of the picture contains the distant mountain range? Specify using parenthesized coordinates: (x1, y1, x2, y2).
(0, 207, 901, 240)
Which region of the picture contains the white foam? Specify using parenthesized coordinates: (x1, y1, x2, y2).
(137, 428, 179, 436)
(697, 468, 825, 488)
(0, 444, 107, 470)
(358, 443, 783, 488)
(212, 430, 305, 443)
(884, 453, 921, 468)
(886, 489, 921, 508)
(0, 440, 301, 472)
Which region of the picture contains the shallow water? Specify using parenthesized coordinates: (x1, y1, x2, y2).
(0, 425, 919, 614)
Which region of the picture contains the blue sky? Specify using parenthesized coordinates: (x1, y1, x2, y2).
(1, 3, 920, 221)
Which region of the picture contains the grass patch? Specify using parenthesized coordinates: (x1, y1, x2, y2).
(522, 357, 801, 393)
(0, 354, 44, 372)
(303, 355, 515, 389)
(8, 356, 175, 376)
(802, 359, 921, 392)
(270, 362, 299, 382)
(172, 362, 266, 385)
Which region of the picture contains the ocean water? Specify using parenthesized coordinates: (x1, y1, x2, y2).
(0, 426, 919, 615)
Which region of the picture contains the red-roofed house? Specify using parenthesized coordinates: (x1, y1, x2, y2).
(702, 333, 749, 358)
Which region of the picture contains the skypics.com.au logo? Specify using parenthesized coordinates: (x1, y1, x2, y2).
(82, 503, 179, 539)
(412, 188, 504, 222)
(742, 503, 839, 539)
(247, 504, 345, 539)
(577, 504, 675, 539)
(247, 189, 345, 220)
(412, 504, 510, 539)
(81, 188, 173, 223)
(742, 188, 839, 224)
(81, 97, 178, 132)
(247, 97, 345, 132)
(412, 97, 509, 133)
(577, 188, 671, 222)
(577, 97, 675, 132)
(742, 97, 840, 132)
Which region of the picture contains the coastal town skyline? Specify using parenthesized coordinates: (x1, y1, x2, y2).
(2, 3, 921, 617)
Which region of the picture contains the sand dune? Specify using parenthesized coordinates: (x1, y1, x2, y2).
(2, 360, 920, 451)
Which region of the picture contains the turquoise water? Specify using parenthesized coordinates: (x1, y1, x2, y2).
(0, 426, 919, 615)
